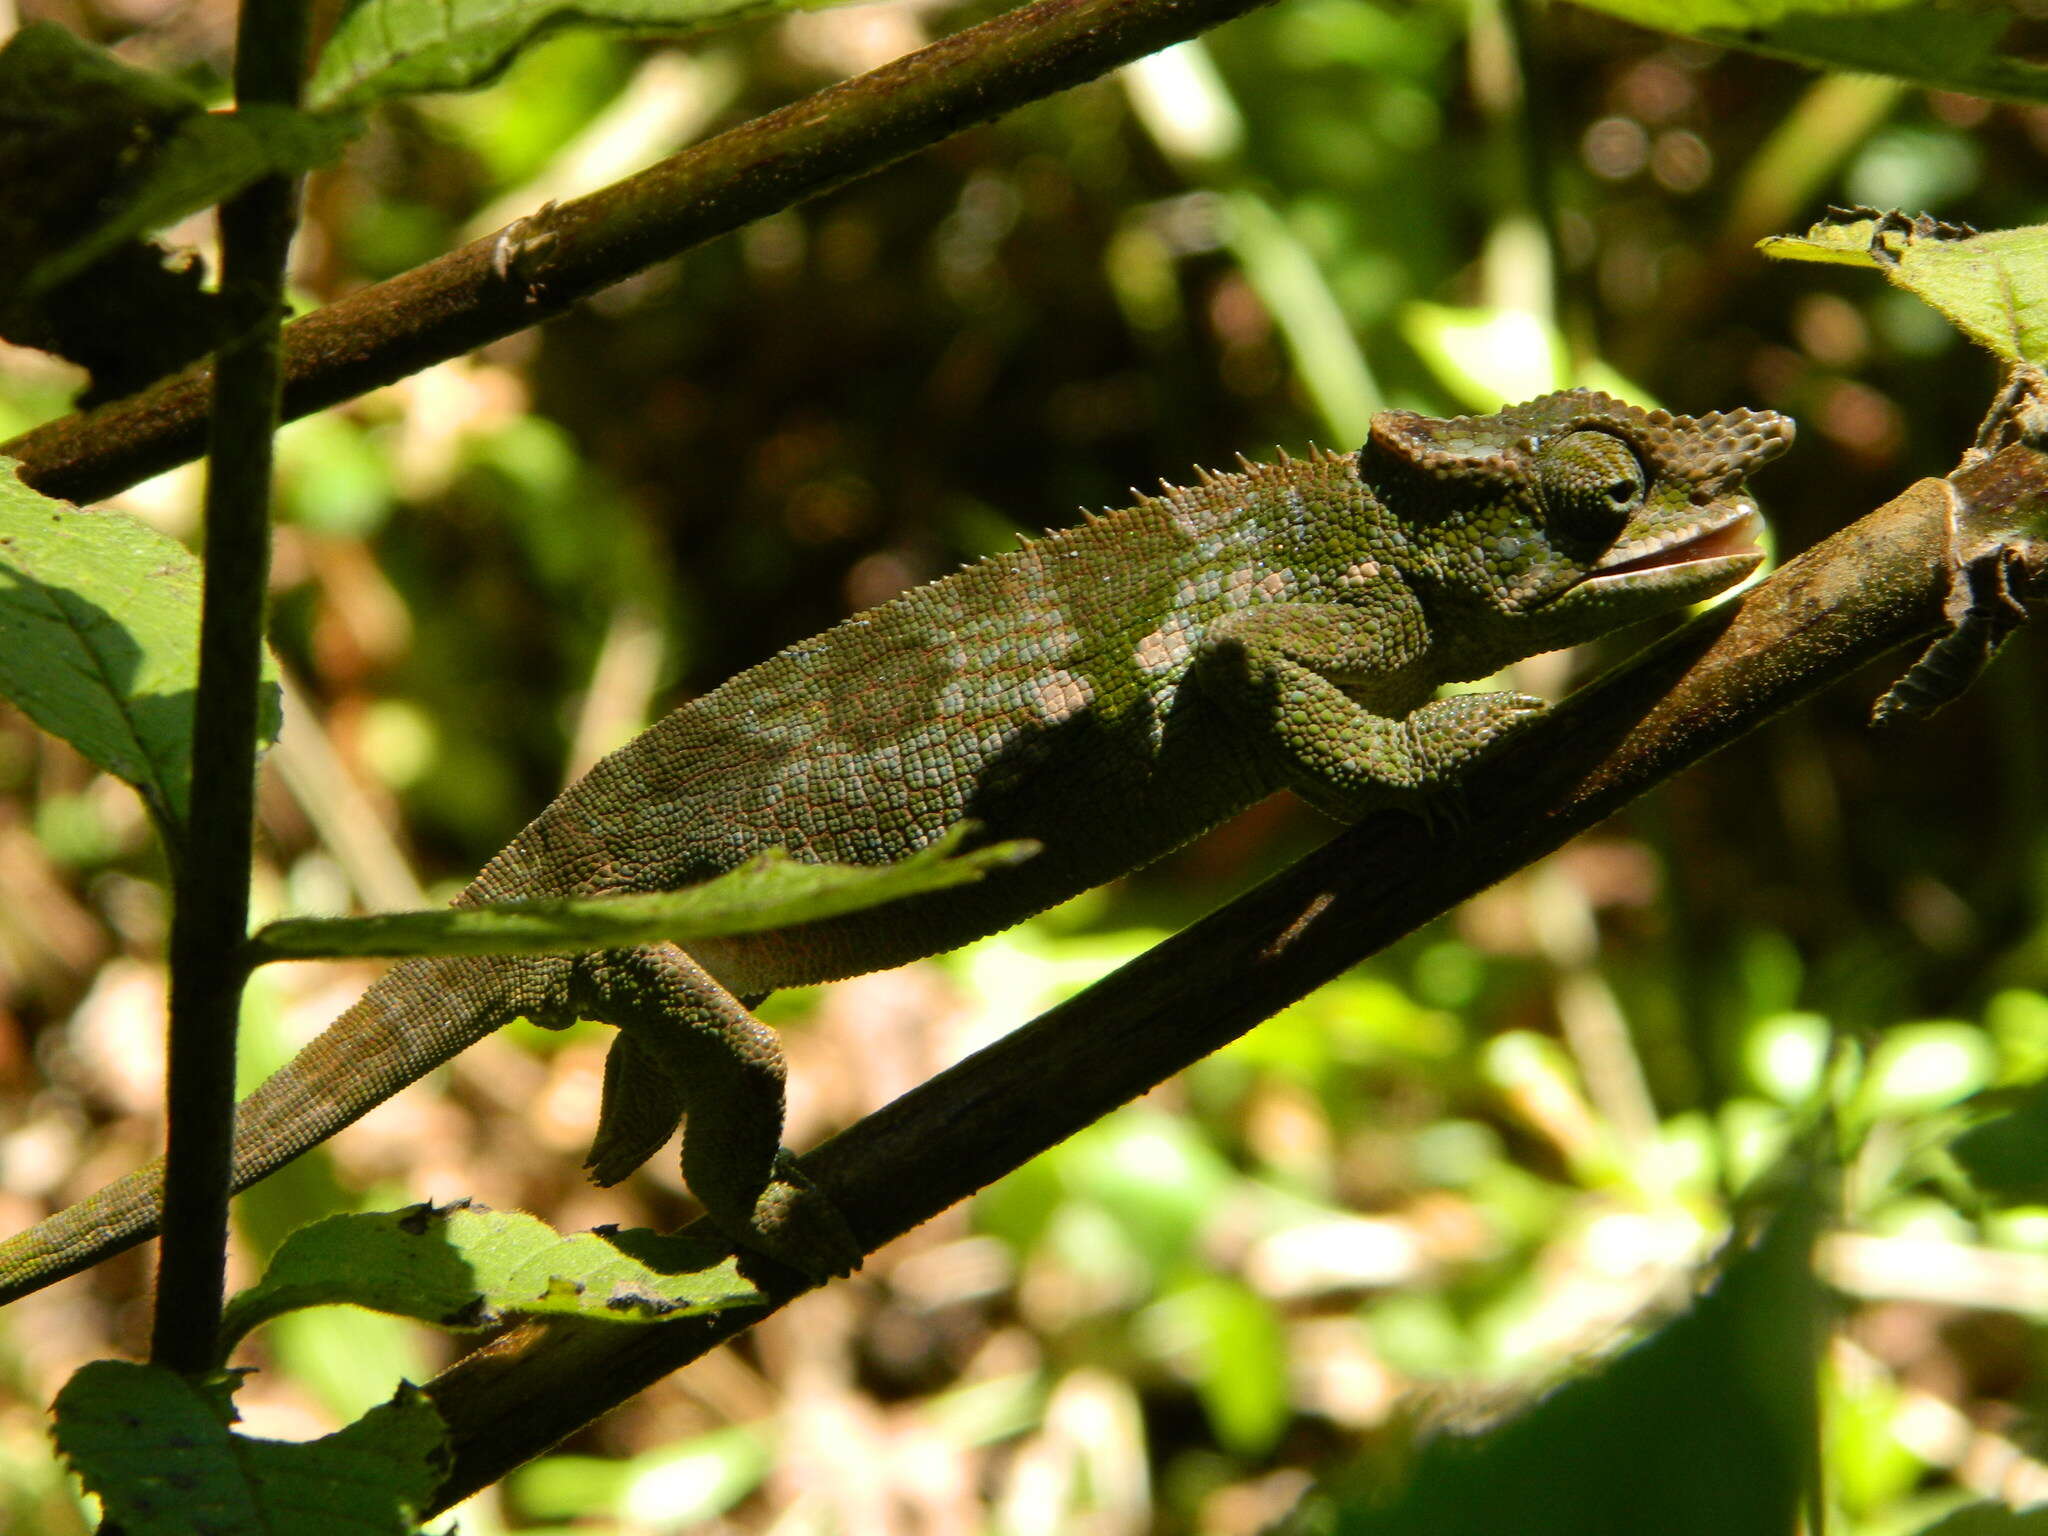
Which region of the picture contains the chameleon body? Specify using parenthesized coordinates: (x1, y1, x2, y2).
(0, 390, 1790, 1299)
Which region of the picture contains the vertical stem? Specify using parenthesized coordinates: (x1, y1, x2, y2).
(150, 0, 311, 1372)
(1498, 0, 1563, 303)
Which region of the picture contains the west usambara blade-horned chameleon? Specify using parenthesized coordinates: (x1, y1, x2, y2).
(0, 389, 1791, 1298)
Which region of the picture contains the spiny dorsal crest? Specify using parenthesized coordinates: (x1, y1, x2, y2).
(1052, 443, 1364, 543)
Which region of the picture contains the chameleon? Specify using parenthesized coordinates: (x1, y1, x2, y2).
(0, 389, 1791, 1301)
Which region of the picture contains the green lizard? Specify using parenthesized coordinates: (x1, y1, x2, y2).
(0, 389, 1790, 1300)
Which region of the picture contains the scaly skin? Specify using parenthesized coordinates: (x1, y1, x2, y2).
(0, 390, 1791, 1300)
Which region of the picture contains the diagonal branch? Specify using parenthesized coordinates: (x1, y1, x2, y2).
(417, 445, 2048, 1511)
(4, 0, 1277, 507)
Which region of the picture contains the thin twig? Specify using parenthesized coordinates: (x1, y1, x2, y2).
(149, 0, 310, 1372)
(6, 0, 1277, 507)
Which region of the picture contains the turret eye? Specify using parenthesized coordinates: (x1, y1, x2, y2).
(1536, 430, 1646, 541)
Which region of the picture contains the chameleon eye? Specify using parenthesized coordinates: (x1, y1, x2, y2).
(1535, 429, 1647, 542)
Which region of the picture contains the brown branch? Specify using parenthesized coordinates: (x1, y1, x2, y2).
(4, 0, 1277, 506)
(417, 447, 2048, 1511)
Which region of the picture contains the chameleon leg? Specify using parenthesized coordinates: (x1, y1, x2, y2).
(1203, 603, 1545, 820)
(1871, 544, 2031, 726)
(585, 1032, 685, 1186)
(571, 945, 863, 1278)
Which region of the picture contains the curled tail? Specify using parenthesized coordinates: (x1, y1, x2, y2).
(0, 952, 565, 1305)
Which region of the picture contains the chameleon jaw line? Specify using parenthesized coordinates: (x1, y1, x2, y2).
(1584, 505, 1764, 587)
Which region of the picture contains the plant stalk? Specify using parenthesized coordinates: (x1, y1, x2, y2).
(150, 0, 310, 1373)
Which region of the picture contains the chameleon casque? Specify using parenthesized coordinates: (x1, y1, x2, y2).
(0, 389, 1791, 1299)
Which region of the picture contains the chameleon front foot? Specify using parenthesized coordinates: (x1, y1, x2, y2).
(585, 1032, 686, 1186)
(1872, 543, 2032, 726)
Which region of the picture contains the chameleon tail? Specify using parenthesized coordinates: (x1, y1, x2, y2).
(0, 952, 563, 1306)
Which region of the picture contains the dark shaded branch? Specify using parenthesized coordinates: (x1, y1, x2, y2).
(151, 0, 311, 1370)
(420, 448, 2048, 1510)
(5, 0, 1277, 506)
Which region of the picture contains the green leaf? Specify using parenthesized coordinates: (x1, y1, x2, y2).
(0, 20, 199, 279)
(217, 1203, 765, 1355)
(25, 104, 358, 296)
(1716, 8, 2048, 107)
(1950, 1081, 2048, 1204)
(1910, 1504, 2048, 1535)
(311, 0, 850, 111)
(52, 1361, 447, 1536)
(1560, 0, 1892, 27)
(512, 1427, 770, 1526)
(0, 26, 218, 386)
(1064, 1109, 1237, 1269)
(1154, 1276, 1291, 1456)
(1860, 1021, 1996, 1118)
(1317, 1194, 1823, 1536)
(1567, 0, 2048, 105)
(0, 460, 283, 847)
(0, 27, 354, 301)
(1760, 216, 2048, 364)
(0, 21, 196, 123)
(247, 823, 1039, 961)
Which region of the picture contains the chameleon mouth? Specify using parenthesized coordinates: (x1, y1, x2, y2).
(1583, 505, 1763, 585)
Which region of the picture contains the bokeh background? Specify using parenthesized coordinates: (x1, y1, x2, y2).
(4, 0, 2048, 1529)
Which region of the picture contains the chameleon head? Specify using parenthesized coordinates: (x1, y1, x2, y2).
(1359, 390, 1794, 668)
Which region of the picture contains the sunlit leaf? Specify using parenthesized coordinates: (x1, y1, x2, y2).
(1760, 216, 2048, 363)
(0, 460, 282, 848)
(1567, 0, 1907, 27)
(1862, 1022, 1996, 1117)
(217, 1203, 764, 1355)
(312, 0, 864, 110)
(53, 1362, 446, 1536)
(1152, 1276, 1291, 1455)
(1744, 1011, 1831, 1105)
(1574, 0, 2048, 104)
(1062, 1109, 1236, 1269)
(1909, 1503, 2048, 1535)
(512, 1427, 770, 1527)
(1400, 302, 1565, 411)
(246, 824, 1038, 961)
